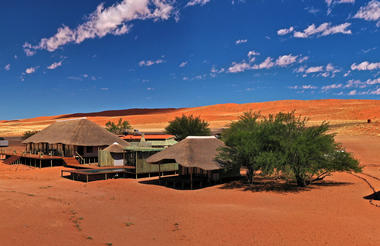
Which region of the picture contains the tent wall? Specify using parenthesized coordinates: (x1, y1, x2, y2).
(135, 151, 178, 174)
(98, 150, 113, 167)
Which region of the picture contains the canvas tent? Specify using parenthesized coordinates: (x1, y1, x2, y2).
(147, 136, 238, 188)
(102, 142, 125, 166)
(23, 118, 129, 159)
(98, 138, 178, 177)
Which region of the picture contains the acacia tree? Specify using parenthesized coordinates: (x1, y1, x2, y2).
(105, 118, 132, 135)
(218, 111, 361, 187)
(165, 115, 211, 141)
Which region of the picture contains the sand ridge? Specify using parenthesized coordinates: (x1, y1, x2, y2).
(2, 99, 380, 137)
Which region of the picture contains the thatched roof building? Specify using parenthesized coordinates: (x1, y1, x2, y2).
(103, 142, 125, 153)
(23, 118, 128, 159)
(23, 118, 128, 147)
(147, 136, 224, 171)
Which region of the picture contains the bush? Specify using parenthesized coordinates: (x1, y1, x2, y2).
(22, 130, 40, 140)
(218, 111, 361, 187)
(105, 118, 132, 135)
(165, 115, 211, 141)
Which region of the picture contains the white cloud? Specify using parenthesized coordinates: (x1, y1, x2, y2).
(277, 26, 294, 36)
(227, 54, 303, 73)
(139, 59, 165, 67)
(210, 66, 225, 75)
(344, 78, 380, 88)
(290, 85, 318, 90)
(25, 66, 38, 74)
(179, 61, 188, 67)
(4, 64, 11, 71)
(47, 61, 63, 70)
(305, 66, 324, 73)
(24, 0, 174, 54)
(298, 56, 309, 63)
(247, 50, 260, 57)
(322, 83, 343, 90)
(298, 63, 340, 77)
(348, 89, 357, 95)
(186, 0, 211, 7)
(252, 57, 275, 70)
(354, 0, 380, 26)
(228, 61, 251, 73)
(370, 88, 380, 94)
(326, 0, 355, 14)
(351, 61, 380, 70)
(292, 22, 351, 38)
(235, 39, 248, 45)
(275, 54, 298, 67)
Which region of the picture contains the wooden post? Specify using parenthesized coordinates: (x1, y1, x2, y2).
(159, 163, 161, 179)
(86, 175, 88, 183)
(50, 160, 53, 167)
(190, 167, 193, 190)
(39, 159, 42, 168)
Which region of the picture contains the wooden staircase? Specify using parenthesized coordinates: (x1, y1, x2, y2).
(62, 157, 81, 166)
(3, 155, 21, 165)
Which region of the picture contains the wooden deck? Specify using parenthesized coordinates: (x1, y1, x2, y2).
(0, 149, 62, 160)
(61, 166, 136, 182)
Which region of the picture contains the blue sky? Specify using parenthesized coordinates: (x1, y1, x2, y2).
(0, 0, 379, 120)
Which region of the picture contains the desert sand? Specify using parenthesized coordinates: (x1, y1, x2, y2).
(1, 100, 380, 245)
(2, 99, 380, 136)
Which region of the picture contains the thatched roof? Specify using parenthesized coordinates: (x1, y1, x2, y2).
(23, 118, 129, 147)
(104, 142, 125, 153)
(147, 136, 224, 171)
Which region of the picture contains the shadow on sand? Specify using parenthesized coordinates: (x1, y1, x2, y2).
(139, 176, 223, 190)
(363, 191, 380, 201)
(219, 176, 353, 193)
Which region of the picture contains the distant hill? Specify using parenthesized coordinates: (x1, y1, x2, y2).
(1, 99, 380, 137)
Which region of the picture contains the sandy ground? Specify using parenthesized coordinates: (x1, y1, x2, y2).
(0, 136, 379, 246)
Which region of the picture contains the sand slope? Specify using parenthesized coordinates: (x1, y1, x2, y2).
(2, 99, 380, 136)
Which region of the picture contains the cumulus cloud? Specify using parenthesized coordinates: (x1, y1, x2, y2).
(179, 61, 188, 67)
(292, 22, 352, 38)
(277, 26, 294, 36)
(275, 54, 298, 67)
(296, 63, 340, 77)
(25, 66, 38, 74)
(228, 62, 251, 73)
(139, 59, 165, 67)
(47, 61, 63, 70)
(354, 0, 380, 26)
(227, 54, 303, 73)
(4, 64, 11, 71)
(351, 61, 380, 70)
(305, 66, 324, 73)
(24, 0, 174, 55)
(186, 0, 210, 7)
(252, 57, 275, 70)
(235, 39, 248, 45)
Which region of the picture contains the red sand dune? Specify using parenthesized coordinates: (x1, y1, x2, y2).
(2, 99, 380, 136)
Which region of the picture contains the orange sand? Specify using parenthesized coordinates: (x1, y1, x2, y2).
(0, 135, 379, 246)
(2, 99, 380, 136)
